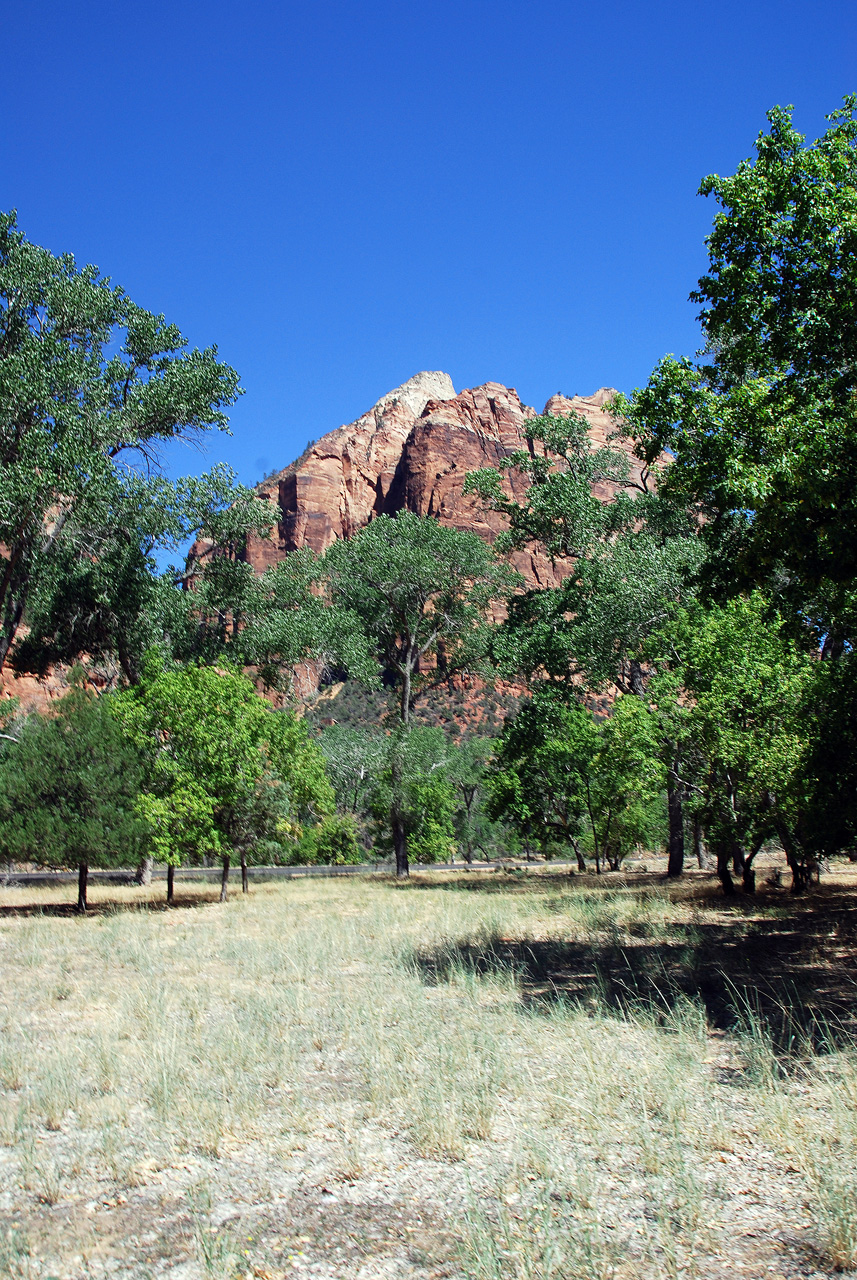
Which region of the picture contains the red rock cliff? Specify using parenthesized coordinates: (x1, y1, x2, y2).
(219, 371, 642, 588)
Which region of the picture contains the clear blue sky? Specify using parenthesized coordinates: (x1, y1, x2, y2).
(3, 1, 854, 488)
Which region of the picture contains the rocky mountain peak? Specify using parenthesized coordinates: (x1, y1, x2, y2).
(234, 376, 639, 592)
(371, 371, 456, 419)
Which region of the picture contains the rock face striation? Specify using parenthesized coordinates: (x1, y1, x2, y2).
(229, 371, 642, 589)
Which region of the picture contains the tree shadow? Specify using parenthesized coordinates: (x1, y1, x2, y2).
(0, 892, 226, 918)
(398, 867, 590, 894)
(408, 881, 857, 1055)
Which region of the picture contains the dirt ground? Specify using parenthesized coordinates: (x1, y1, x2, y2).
(0, 859, 855, 1279)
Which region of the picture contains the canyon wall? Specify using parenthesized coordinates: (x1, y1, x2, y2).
(194, 371, 643, 588)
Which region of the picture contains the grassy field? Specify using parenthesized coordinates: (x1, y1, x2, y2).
(0, 864, 855, 1279)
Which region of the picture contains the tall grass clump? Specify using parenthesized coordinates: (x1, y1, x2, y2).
(463, 1189, 617, 1280)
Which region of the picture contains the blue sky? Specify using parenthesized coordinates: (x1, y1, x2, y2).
(3, 1, 854, 489)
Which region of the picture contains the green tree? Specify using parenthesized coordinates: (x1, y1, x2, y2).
(614, 97, 857, 635)
(0, 211, 254, 673)
(370, 726, 458, 870)
(487, 690, 664, 872)
(0, 683, 147, 910)
(323, 512, 516, 728)
(584, 695, 665, 873)
(299, 813, 363, 865)
(604, 98, 857, 886)
(487, 692, 597, 868)
(117, 661, 333, 900)
(323, 513, 515, 875)
(465, 411, 649, 564)
(447, 736, 496, 864)
(176, 546, 373, 693)
(14, 468, 271, 686)
(467, 414, 699, 874)
(319, 724, 385, 816)
(645, 595, 816, 893)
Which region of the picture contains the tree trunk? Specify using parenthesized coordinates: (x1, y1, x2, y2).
(392, 810, 409, 879)
(117, 634, 140, 686)
(821, 629, 845, 661)
(666, 768, 685, 877)
(716, 846, 736, 895)
(0, 540, 29, 673)
(220, 856, 230, 902)
(77, 862, 88, 913)
(773, 817, 814, 894)
(725, 782, 745, 878)
(731, 840, 745, 877)
(167, 864, 175, 906)
(0, 596, 24, 673)
(742, 836, 765, 894)
(400, 660, 412, 726)
(585, 781, 601, 874)
(571, 838, 586, 873)
(692, 816, 711, 869)
(241, 850, 248, 894)
(136, 856, 154, 886)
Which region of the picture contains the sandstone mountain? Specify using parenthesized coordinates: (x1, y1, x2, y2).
(208, 371, 643, 589)
(4, 374, 637, 716)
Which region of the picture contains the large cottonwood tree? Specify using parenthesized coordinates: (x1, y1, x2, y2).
(614, 97, 857, 636)
(0, 211, 251, 673)
(323, 512, 515, 875)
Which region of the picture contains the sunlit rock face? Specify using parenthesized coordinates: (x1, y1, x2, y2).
(227, 373, 640, 591)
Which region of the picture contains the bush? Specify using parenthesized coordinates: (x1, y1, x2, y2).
(301, 813, 363, 865)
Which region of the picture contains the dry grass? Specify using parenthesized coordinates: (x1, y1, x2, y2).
(0, 865, 854, 1278)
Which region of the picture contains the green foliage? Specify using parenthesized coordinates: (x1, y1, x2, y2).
(371, 727, 458, 864)
(695, 97, 857, 401)
(465, 412, 647, 563)
(447, 735, 497, 862)
(614, 98, 857, 630)
(487, 691, 597, 859)
(466, 100, 857, 889)
(798, 651, 857, 859)
(467, 408, 695, 871)
(299, 813, 363, 865)
(174, 548, 374, 693)
(645, 594, 817, 887)
(14, 466, 272, 685)
(116, 661, 333, 868)
(323, 513, 516, 873)
(488, 690, 664, 870)
(318, 724, 385, 814)
(0, 211, 267, 676)
(323, 512, 517, 727)
(0, 683, 147, 870)
(467, 408, 701, 696)
(585, 695, 666, 871)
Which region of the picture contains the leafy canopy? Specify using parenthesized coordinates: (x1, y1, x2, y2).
(0, 210, 270, 675)
(0, 682, 147, 870)
(116, 661, 333, 866)
(613, 98, 857, 629)
(323, 512, 516, 724)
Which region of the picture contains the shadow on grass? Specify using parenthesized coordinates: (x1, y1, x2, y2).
(0, 892, 227, 918)
(395, 867, 582, 895)
(408, 880, 857, 1055)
